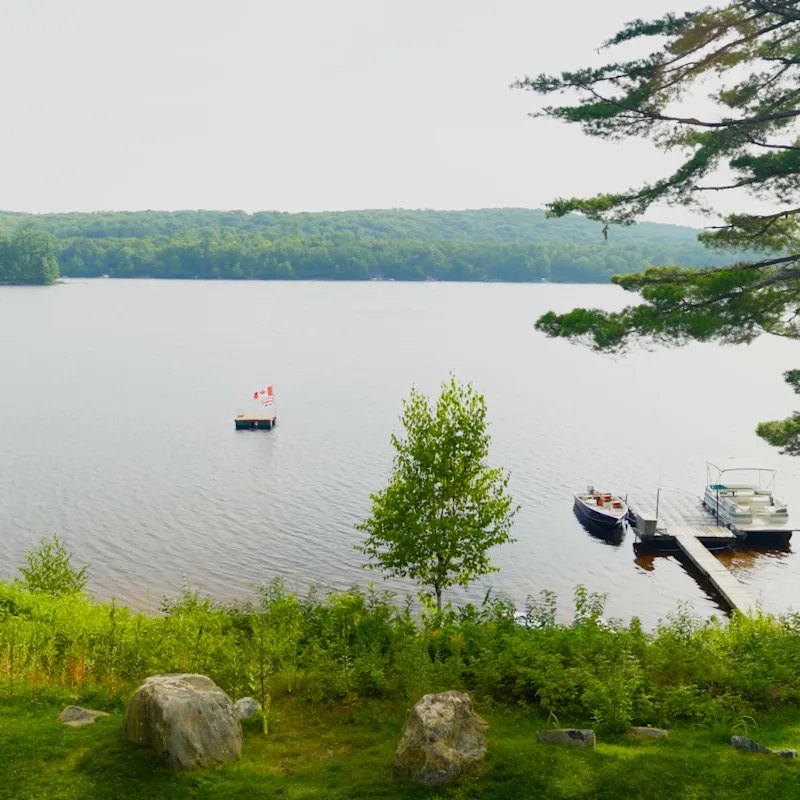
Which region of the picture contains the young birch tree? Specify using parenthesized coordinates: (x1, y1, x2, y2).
(356, 377, 518, 612)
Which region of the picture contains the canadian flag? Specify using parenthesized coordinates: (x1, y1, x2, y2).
(254, 385, 274, 404)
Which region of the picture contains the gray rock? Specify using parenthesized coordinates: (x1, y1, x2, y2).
(731, 736, 797, 758)
(57, 706, 110, 727)
(538, 729, 596, 749)
(123, 674, 242, 770)
(731, 736, 772, 754)
(393, 691, 488, 786)
(628, 726, 668, 740)
(233, 697, 262, 720)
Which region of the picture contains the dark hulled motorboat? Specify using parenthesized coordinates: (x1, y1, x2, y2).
(573, 486, 628, 528)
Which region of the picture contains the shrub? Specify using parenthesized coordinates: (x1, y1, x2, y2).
(17, 535, 89, 597)
(2, 572, 800, 732)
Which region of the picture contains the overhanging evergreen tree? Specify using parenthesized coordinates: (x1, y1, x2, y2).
(515, 1, 800, 453)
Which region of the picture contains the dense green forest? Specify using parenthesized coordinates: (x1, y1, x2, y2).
(0, 222, 59, 285)
(0, 208, 756, 284)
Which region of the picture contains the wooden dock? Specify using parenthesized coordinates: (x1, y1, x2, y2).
(628, 493, 756, 614)
(671, 526, 756, 614)
(235, 412, 277, 430)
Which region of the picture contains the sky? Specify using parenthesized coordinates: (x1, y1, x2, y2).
(0, 0, 757, 224)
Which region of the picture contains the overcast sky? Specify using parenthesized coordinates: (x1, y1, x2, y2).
(2, 0, 743, 224)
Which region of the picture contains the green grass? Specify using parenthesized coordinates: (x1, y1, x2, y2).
(3, 698, 800, 800)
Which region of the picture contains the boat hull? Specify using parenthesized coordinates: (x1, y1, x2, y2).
(731, 528, 793, 544)
(572, 507, 625, 545)
(573, 496, 627, 527)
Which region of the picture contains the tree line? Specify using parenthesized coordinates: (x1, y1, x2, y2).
(0, 208, 760, 285)
(0, 222, 59, 285)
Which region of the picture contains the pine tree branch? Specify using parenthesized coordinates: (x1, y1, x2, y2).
(704, 206, 800, 229)
(762, 55, 800, 64)
(653, 16, 790, 90)
(697, 178, 762, 191)
(751, 0, 800, 23)
(677, 264, 800, 312)
(743, 136, 800, 151)
(621, 254, 800, 287)
(580, 83, 800, 129)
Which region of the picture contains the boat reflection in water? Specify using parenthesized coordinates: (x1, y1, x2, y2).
(573, 506, 625, 547)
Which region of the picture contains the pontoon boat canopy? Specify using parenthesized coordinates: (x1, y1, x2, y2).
(708, 459, 777, 474)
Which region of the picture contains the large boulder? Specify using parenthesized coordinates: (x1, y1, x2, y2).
(393, 691, 488, 786)
(538, 729, 596, 749)
(123, 674, 242, 770)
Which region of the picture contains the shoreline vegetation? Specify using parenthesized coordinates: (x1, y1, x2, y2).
(4, 564, 800, 797)
(0, 208, 763, 286)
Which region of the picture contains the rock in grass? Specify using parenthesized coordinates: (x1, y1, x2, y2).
(393, 691, 488, 786)
(731, 736, 798, 758)
(123, 674, 242, 770)
(57, 706, 110, 727)
(233, 697, 262, 720)
(628, 727, 668, 740)
(731, 736, 771, 754)
(538, 729, 596, 749)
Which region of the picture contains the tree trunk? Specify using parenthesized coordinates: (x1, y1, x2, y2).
(435, 585, 442, 613)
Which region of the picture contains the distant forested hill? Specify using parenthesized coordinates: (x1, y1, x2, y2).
(0, 208, 750, 283)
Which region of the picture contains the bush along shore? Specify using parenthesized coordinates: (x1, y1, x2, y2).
(5, 566, 800, 732)
(3, 540, 800, 797)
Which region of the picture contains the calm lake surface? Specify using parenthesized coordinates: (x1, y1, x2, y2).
(2, 279, 800, 625)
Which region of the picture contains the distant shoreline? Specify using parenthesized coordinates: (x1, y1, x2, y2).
(1, 208, 758, 286)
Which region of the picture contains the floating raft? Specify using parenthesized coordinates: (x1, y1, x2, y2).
(235, 413, 277, 430)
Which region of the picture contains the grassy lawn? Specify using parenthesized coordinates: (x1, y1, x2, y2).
(2, 698, 800, 800)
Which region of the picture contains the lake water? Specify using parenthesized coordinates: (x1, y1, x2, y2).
(2, 279, 800, 626)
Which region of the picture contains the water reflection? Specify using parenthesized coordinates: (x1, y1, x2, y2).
(632, 542, 792, 616)
(719, 542, 792, 576)
(572, 506, 625, 547)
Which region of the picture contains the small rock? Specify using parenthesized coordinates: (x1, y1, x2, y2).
(393, 691, 488, 786)
(57, 706, 110, 727)
(538, 729, 596, 749)
(124, 674, 242, 770)
(731, 736, 771, 754)
(628, 726, 668, 740)
(731, 736, 797, 757)
(233, 697, 262, 720)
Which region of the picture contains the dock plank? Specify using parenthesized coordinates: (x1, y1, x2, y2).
(672, 527, 756, 614)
